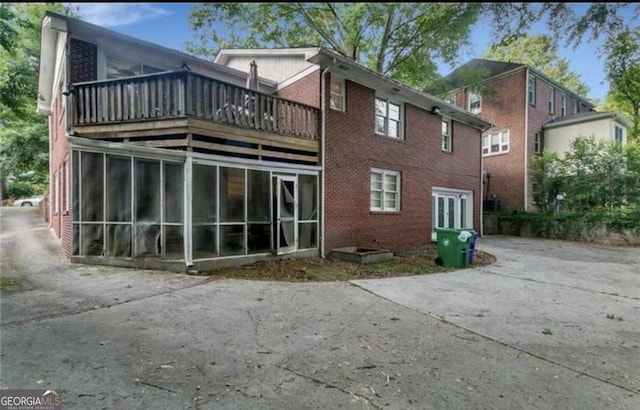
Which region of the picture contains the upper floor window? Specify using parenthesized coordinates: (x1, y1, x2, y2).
(330, 77, 345, 111)
(572, 97, 578, 114)
(442, 118, 452, 152)
(482, 130, 509, 155)
(375, 97, 402, 139)
(468, 91, 481, 114)
(528, 75, 536, 106)
(370, 168, 400, 212)
(445, 93, 456, 105)
(561, 93, 567, 116)
(615, 125, 624, 144)
(106, 55, 162, 79)
(548, 87, 555, 114)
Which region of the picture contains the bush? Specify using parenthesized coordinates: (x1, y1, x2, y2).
(7, 180, 35, 199)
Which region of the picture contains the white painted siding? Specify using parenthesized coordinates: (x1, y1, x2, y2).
(223, 55, 315, 83)
(544, 117, 626, 156)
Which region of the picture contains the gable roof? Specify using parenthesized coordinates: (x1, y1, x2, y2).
(445, 58, 594, 110)
(445, 58, 524, 88)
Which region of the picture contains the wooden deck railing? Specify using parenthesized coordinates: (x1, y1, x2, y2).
(69, 70, 319, 140)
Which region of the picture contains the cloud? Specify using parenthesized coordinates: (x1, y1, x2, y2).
(69, 3, 172, 28)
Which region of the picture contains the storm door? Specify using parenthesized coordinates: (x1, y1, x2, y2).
(273, 176, 297, 254)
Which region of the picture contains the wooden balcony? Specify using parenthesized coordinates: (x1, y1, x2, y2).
(68, 70, 320, 165)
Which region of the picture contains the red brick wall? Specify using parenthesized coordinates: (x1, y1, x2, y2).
(324, 80, 482, 253)
(70, 38, 97, 83)
(451, 68, 592, 211)
(276, 70, 321, 108)
(49, 81, 73, 258)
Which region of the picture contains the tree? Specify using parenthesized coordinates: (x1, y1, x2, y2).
(482, 34, 590, 98)
(530, 150, 562, 213)
(188, 3, 640, 91)
(187, 3, 483, 92)
(605, 29, 640, 142)
(0, 3, 74, 200)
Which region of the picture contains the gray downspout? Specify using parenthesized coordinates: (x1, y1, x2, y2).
(320, 58, 336, 258)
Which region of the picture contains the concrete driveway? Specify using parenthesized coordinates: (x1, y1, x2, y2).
(1, 207, 638, 409)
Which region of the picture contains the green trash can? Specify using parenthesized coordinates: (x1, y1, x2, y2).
(434, 228, 471, 268)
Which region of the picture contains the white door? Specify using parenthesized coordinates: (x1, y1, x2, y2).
(432, 189, 472, 241)
(274, 176, 297, 254)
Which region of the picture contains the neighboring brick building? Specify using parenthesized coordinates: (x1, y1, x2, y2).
(445, 59, 597, 211)
(38, 12, 490, 272)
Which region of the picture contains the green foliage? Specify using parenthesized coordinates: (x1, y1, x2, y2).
(0, 3, 73, 196)
(533, 137, 640, 213)
(187, 3, 483, 92)
(482, 34, 590, 98)
(7, 180, 35, 199)
(605, 29, 640, 142)
(530, 150, 562, 213)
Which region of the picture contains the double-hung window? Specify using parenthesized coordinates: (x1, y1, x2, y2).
(528, 75, 536, 105)
(615, 125, 624, 144)
(534, 132, 542, 154)
(561, 93, 567, 116)
(548, 87, 555, 114)
(442, 118, 452, 152)
(370, 169, 400, 212)
(375, 97, 402, 139)
(482, 130, 509, 155)
(468, 91, 481, 114)
(330, 77, 345, 111)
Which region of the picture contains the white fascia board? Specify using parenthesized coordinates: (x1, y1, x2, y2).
(38, 16, 67, 114)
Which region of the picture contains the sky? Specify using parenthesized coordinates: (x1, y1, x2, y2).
(68, 2, 626, 102)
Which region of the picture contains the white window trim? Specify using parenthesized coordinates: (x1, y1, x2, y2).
(468, 90, 481, 114)
(615, 125, 624, 145)
(329, 76, 345, 112)
(375, 96, 403, 139)
(534, 132, 542, 154)
(561, 93, 567, 116)
(528, 75, 536, 106)
(370, 168, 400, 212)
(64, 156, 70, 212)
(482, 130, 510, 156)
(54, 169, 60, 215)
(442, 117, 452, 152)
(548, 87, 555, 114)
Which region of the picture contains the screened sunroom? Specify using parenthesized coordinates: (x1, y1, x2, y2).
(69, 138, 320, 271)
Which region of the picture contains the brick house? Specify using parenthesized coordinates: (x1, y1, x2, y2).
(444, 58, 612, 211)
(38, 12, 491, 272)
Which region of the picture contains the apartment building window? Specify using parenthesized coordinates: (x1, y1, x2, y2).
(468, 91, 481, 114)
(330, 77, 345, 111)
(442, 118, 452, 152)
(548, 87, 555, 114)
(375, 97, 402, 139)
(534, 132, 542, 154)
(482, 130, 509, 155)
(615, 125, 624, 144)
(572, 97, 578, 114)
(446, 93, 456, 105)
(561, 93, 567, 116)
(370, 168, 400, 212)
(528, 75, 536, 105)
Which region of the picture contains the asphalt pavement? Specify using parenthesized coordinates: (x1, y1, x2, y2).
(1, 207, 638, 409)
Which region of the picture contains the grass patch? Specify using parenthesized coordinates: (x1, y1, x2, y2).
(0, 278, 18, 291)
(205, 245, 495, 282)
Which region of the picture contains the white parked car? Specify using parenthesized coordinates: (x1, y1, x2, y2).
(13, 197, 43, 207)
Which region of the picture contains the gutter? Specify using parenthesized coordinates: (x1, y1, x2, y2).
(524, 68, 530, 211)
